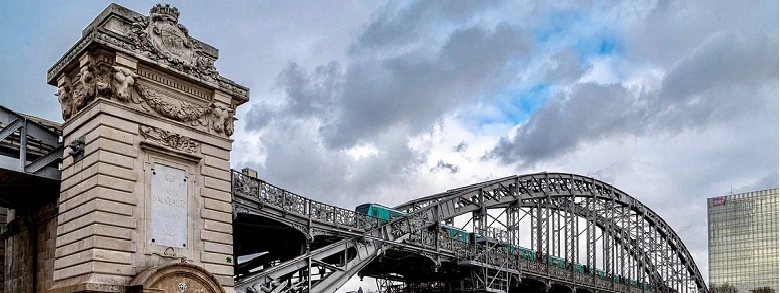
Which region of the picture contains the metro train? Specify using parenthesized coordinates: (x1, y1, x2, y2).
(355, 203, 651, 290)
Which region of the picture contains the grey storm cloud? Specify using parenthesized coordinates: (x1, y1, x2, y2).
(246, 15, 534, 150)
(322, 23, 532, 148)
(453, 142, 468, 153)
(240, 0, 530, 205)
(355, 0, 501, 53)
(430, 160, 459, 174)
(488, 24, 778, 168)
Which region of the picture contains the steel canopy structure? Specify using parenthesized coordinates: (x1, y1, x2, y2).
(231, 171, 709, 293)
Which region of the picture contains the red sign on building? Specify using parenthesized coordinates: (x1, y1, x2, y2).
(712, 197, 727, 206)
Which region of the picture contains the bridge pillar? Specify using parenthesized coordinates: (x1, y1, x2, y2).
(46, 3, 248, 293)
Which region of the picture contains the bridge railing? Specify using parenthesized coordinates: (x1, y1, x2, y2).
(232, 170, 387, 232)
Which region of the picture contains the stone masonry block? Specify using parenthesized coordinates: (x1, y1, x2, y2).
(204, 176, 231, 192)
(203, 219, 232, 234)
(201, 143, 231, 161)
(59, 186, 135, 214)
(59, 198, 133, 224)
(56, 224, 133, 249)
(202, 187, 231, 203)
(56, 235, 136, 258)
(201, 208, 232, 223)
(57, 211, 137, 236)
(203, 198, 232, 212)
(203, 242, 232, 255)
(200, 230, 232, 245)
(201, 165, 230, 181)
(200, 251, 233, 266)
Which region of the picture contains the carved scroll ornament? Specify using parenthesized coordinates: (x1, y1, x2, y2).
(139, 125, 198, 153)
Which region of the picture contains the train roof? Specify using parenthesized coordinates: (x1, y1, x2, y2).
(356, 203, 406, 214)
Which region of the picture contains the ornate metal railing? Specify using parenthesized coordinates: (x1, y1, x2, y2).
(232, 170, 387, 232)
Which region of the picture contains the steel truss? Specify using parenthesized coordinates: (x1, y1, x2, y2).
(232, 172, 708, 293)
(0, 106, 62, 181)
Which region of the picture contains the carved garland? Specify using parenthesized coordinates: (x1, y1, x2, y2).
(134, 83, 210, 122)
(57, 66, 236, 137)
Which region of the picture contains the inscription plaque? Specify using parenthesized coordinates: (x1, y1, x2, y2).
(150, 163, 188, 248)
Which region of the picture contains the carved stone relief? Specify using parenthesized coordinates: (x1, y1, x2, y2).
(56, 76, 73, 120)
(52, 4, 243, 139)
(58, 66, 236, 137)
(210, 103, 234, 136)
(129, 263, 225, 293)
(134, 82, 211, 123)
(127, 4, 218, 81)
(74, 65, 96, 111)
(140, 125, 199, 153)
(111, 66, 137, 101)
(132, 81, 236, 137)
(94, 51, 115, 98)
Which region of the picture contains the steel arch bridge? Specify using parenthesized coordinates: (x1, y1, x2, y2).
(231, 171, 708, 293)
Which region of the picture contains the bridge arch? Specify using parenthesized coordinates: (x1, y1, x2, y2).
(393, 173, 707, 293)
(232, 171, 707, 293)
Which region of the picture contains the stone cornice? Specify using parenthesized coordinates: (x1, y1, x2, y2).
(47, 5, 249, 105)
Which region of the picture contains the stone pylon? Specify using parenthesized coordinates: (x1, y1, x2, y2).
(47, 3, 248, 293)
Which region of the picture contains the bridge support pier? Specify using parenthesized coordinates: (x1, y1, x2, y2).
(2, 200, 58, 293)
(41, 3, 248, 293)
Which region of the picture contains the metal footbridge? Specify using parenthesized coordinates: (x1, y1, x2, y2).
(231, 171, 709, 293)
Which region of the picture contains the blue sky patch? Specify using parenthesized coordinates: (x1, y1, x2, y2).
(475, 83, 549, 127)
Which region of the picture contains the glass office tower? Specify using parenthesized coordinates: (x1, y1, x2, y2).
(708, 188, 779, 292)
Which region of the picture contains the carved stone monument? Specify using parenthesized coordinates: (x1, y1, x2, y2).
(48, 3, 248, 293)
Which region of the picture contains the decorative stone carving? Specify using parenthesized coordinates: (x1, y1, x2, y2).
(75, 65, 96, 110)
(140, 125, 199, 153)
(226, 117, 235, 137)
(127, 4, 218, 81)
(111, 66, 137, 101)
(56, 82, 73, 120)
(129, 263, 225, 293)
(134, 82, 211, 123)
(95, 67, 113, 98)
(218, 77, 249, 100)
(210, 103, 235, 136)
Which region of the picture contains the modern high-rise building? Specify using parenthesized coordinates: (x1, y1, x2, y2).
(707, 188, 779, 292)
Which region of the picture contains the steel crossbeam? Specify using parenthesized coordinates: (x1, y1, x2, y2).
(0, 106, 62, 181)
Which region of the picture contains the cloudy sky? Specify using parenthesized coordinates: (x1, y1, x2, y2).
(0, 0, 777, 291)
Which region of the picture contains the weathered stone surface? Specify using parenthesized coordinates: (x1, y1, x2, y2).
(4, 201, 58, 293)
(45, 3, 248, 293)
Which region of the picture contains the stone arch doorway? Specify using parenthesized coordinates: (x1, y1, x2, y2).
(128, 263, 225, 293)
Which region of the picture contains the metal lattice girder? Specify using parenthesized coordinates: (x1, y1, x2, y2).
(394, 173, 708, 293)
(0, 106, 62, 180)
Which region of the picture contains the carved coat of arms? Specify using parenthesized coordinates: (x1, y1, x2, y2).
(152, 21, 194, 64)
(128, 4, 217, 79)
